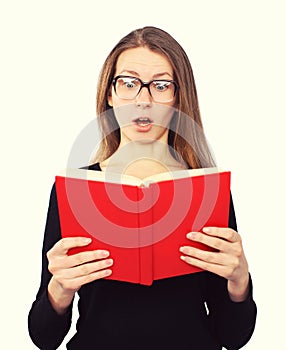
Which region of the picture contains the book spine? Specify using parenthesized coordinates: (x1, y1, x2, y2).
(138, 186, 153, 286)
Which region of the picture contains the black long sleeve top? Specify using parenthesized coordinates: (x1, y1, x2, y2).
(28, 163, 257, 350)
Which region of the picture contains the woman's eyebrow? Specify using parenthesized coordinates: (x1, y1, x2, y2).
(118, 70, 173, 79)
(153, 72, 173, 79)
(118, 69, 140, 77)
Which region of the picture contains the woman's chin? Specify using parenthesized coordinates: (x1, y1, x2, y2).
(120, 126, 169, 145)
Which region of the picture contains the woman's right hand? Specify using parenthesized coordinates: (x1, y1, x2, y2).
(47, 237, 113, 314)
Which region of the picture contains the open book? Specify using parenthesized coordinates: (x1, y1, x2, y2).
(55, 167, 231, 285)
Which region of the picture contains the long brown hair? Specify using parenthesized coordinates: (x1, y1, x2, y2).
(94, 26, 215, 168)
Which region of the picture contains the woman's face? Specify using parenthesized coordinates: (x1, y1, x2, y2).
(108, 47, 176, 145)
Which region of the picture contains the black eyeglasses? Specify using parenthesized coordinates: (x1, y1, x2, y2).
(112, 75, 178, 103)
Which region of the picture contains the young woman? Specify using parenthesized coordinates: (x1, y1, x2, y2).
(28, 26, 257, 349)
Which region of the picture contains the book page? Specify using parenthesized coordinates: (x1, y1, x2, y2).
(142, 167, 227, 186)
(57, 168, 145, 186)
(57, 167, 228, 187)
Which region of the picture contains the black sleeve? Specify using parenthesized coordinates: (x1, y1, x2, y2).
(205, 194, 257, 350)
(28, 184, 73, 350)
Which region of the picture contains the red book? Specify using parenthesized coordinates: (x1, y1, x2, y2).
(55, 167, 231, 286)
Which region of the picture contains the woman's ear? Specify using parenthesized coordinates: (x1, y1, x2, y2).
(107, 88, 113, 107)
(108, 95, 113, 107)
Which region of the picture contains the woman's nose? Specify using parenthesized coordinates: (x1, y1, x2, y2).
(135, 86, 152, 107)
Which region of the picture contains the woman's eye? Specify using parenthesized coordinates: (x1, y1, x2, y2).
(154, 82, 169, 91)
(123, 80, 137, 88)
(125, 83, 135, 88)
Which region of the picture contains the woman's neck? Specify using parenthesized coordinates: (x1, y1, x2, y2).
(100, 140, 186, 179)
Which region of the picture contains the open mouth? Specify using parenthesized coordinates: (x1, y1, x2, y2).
(132, 117, 154, 127)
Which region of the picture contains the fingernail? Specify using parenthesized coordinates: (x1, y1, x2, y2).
(100, 250, 110, 258)
(179, 246, 186, 253)
(203, 227, 210, 233)
(106, 259, 113, 266)
(187, 232, 196, 239)
(83, 238, 92, 243)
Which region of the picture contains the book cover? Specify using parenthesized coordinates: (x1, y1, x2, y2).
(55, 167, 231, 285)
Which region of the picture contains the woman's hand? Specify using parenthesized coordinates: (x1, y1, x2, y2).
(47, 237, 113, 314)
(179, 227, 250, 302)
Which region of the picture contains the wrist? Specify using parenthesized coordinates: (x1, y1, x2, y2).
(227, 273, 250, 302)
(48, 277, 75, 315)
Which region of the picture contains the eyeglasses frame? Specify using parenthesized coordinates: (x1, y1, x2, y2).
(112, 75, 178, 102)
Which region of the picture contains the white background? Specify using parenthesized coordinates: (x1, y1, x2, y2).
(1, 0, 285, 348)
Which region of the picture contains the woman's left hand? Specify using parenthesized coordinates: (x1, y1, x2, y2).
(179, 227, 250, 302)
